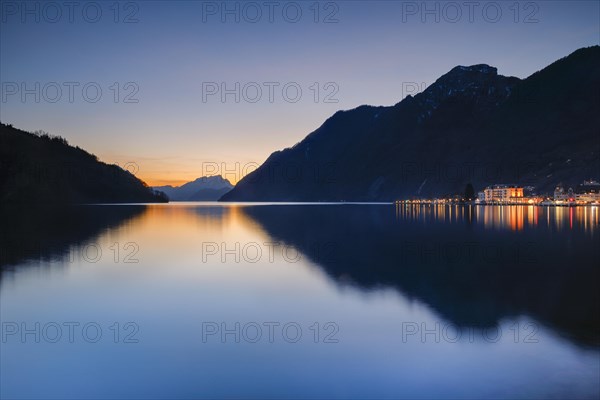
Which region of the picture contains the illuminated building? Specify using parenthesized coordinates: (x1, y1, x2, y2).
(554, 180, 600, 204)
(483, 184, 524, 203)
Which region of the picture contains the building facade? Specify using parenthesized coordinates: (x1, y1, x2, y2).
(554, 180, 600, 204)
(483, 184, 524, 203)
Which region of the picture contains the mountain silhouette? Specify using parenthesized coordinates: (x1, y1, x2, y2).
(221, 46, 600, 201)
(153, 176, 233, 201)
(0, 123, 168, 204)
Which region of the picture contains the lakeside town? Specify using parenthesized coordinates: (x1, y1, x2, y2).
(397, 180, 600, 206)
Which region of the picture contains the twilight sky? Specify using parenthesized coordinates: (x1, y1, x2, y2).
(1, 0, 598, 186)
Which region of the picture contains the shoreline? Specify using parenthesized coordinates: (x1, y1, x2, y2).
(395, 201, 600, 207)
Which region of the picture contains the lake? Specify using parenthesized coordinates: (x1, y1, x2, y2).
(1, 203, 599, 399)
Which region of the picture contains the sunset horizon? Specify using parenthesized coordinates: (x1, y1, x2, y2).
(2, 2, 598, 191)
(2, 1, 599, 399)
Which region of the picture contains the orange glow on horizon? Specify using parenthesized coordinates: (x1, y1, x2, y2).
(140, 174, 240, 188)
(100, 155, 249, 188)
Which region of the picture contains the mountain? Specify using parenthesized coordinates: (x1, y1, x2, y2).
(221, 46, 600, 201)
(0, 123, 168, 204)
(153, 176, 233, 201)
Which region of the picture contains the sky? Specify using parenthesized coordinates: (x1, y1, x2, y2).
(1, 0, 599, 186)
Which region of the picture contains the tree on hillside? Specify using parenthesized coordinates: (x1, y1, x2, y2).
(464, 183, 475, 201)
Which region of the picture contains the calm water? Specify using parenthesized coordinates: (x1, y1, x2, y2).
(1, 203, 599, 399)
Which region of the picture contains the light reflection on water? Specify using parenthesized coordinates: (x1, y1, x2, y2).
(0, 203, 598, 399)
(396, 203, 599, 233)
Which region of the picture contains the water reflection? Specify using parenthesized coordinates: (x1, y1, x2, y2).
(1, 203, 598, 399)
(0, 205, 145, 275)
(244, 204, 600, 347)
(3, 203, 598, 348)
(396, 204, 599, 234)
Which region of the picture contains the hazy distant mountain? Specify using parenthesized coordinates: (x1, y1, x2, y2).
(0, 123, 168, 204)
(154, 176, 233, 201)
(221, 46, 600, 201)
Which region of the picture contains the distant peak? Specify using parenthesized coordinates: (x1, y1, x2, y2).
(428, 64, 504, 92)
(406, 62, 517, 120)
(449, 64, 497, 75)
(193, 175, 230, 183)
